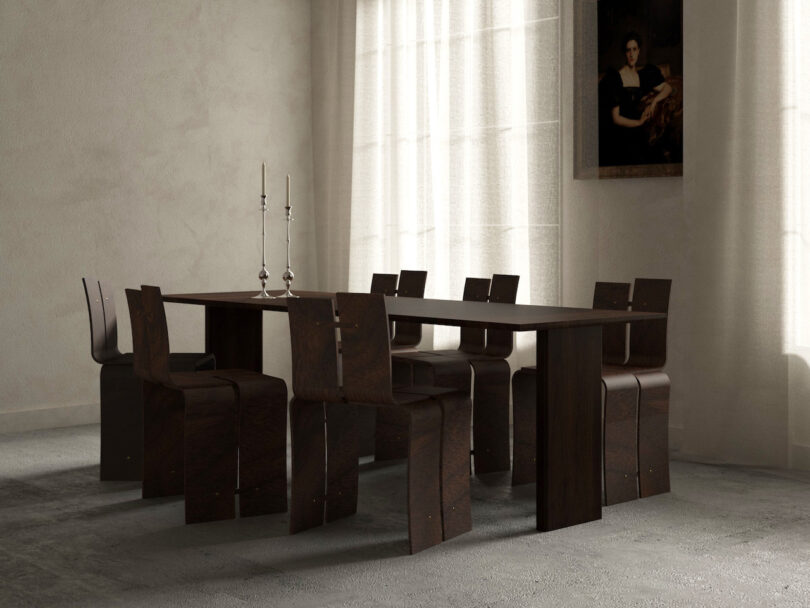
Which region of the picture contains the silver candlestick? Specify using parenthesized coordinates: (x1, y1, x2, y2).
(277, 174, 298, 298)
(252, 194, 275, 299)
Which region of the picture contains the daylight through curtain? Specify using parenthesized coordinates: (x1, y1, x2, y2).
(350, 0, 560, 353)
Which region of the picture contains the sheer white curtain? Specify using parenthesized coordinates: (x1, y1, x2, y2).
(677, 0, 810, 469)
(783, 0, 810, 468)
(349, 0, 560, 351)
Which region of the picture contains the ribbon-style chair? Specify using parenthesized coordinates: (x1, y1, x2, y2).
(392, 274, 520, 474)
(511, 278, 672, 505)
(606, 278, 672, 500)
(126, 285, 287, 523)
(83, 277, 214, 481)
(357, 273, 401, 456)
(287, 293, 471, 554)
(375, 269, 429, 460)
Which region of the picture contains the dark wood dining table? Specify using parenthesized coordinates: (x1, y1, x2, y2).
(163, 289, 665, 533)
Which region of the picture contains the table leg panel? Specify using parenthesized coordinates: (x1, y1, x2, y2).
(536, 326, 602, 531)
(205, 306, 263, 372)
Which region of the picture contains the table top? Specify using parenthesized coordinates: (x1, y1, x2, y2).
(163, 290, 665, 331)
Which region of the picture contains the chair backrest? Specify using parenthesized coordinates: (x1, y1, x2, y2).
(287, 297, 343, 402)
(137, 285, 174, 385)
(370, 273, 398, 296)
(125, 288, 152, 382)
(484, 274, 520, 357)
(83, 277, 108, 364)
(458, 277, 491, 354)
(627, 278, 671, 368)
(83, 277, 122, 363)
(336, 292, 395, 405)
(371, 273, 398, 338)
(593, 281, 631, 365)
(391, 270, 428, 347)
(98, 281, 120, 358)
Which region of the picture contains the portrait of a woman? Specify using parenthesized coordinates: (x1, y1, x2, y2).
(599, 31, 673, 167)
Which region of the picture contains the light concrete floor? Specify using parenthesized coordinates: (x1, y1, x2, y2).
(1, 425, 810, 607)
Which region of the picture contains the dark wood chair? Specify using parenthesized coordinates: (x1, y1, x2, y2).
(596, 279, 671, 502)
(391, 275, 520, 475)
(287, 293, 471, 554)
(82, 277, 214, 481)
(467, 275, 520, 474)
(390, 269, 428, 350)
(614, 278, 672, 500)
(126, 285, 287, 523)
(392, 277, 492, 388)
(375, 269, 429, 460)
(511, 281, 632, 490)
(511, 279, 671, 505)
(357, 273, 401, 456)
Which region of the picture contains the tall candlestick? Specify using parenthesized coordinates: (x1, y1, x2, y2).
(251, 188, 275, 299)
(278, 173, 298, 298)
(262, 162, 266, 196)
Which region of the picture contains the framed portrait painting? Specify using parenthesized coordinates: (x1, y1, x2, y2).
(575, 0, 683, 179)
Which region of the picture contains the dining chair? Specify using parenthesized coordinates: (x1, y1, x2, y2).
(511, 281, 632, 490)
(375, 269, 429, 461)
(391, 274, 520, 475)
(618, 278, 672, 499)
(126, 285, 288, 523)
(82, 277, 214, 481)
(287, 293, 471, 554)
(356, 273, 401, 457)
(392, 276, 492, 388)
(511, 279, 671, 504)
(390, 270, 428, 350)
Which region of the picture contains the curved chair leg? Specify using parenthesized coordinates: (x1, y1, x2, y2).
(183, 385, 238, 524)
(356, 408, 376, 457)
(603, 373, 640, 505)
(142, 382, 184, 499)
(375, 409, 410, 461)
(511, 368, 536, 486)
(374, 359, 412, 461)
(637, 371, 670, 498)
(470, 358, 511, 475)
(100, 364, 143, 481)
(290, 397, 326, 534)
(227, 373, 288, 517)
(326, 402, 359, 522)
(407, 403, 444, 554)
(438, 394, 472, 541)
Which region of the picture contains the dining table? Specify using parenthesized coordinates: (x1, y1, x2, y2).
(163, 289, 665, 533)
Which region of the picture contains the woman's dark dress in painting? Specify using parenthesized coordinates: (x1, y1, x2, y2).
(599, 64, 676, 167)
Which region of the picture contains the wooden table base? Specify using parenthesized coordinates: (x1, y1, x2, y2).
(536, 326, 602, 531)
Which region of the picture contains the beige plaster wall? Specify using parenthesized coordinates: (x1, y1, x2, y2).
(0, 0, 315, 432)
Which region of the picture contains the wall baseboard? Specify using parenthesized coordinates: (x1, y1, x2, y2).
(0, 403, 99, 435)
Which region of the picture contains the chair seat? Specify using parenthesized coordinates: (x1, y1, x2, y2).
(396, 384, 467, 399)
(390, 344, 421, 353)
(602, 364, 664, 377)
(522, 364, 664, 377)
(429, 349, 483, 359)
(390, 390, 445, 406)
(394, 349, 478, 362)
(104, 352, 215, 370)
(168, 371, 233, 390)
